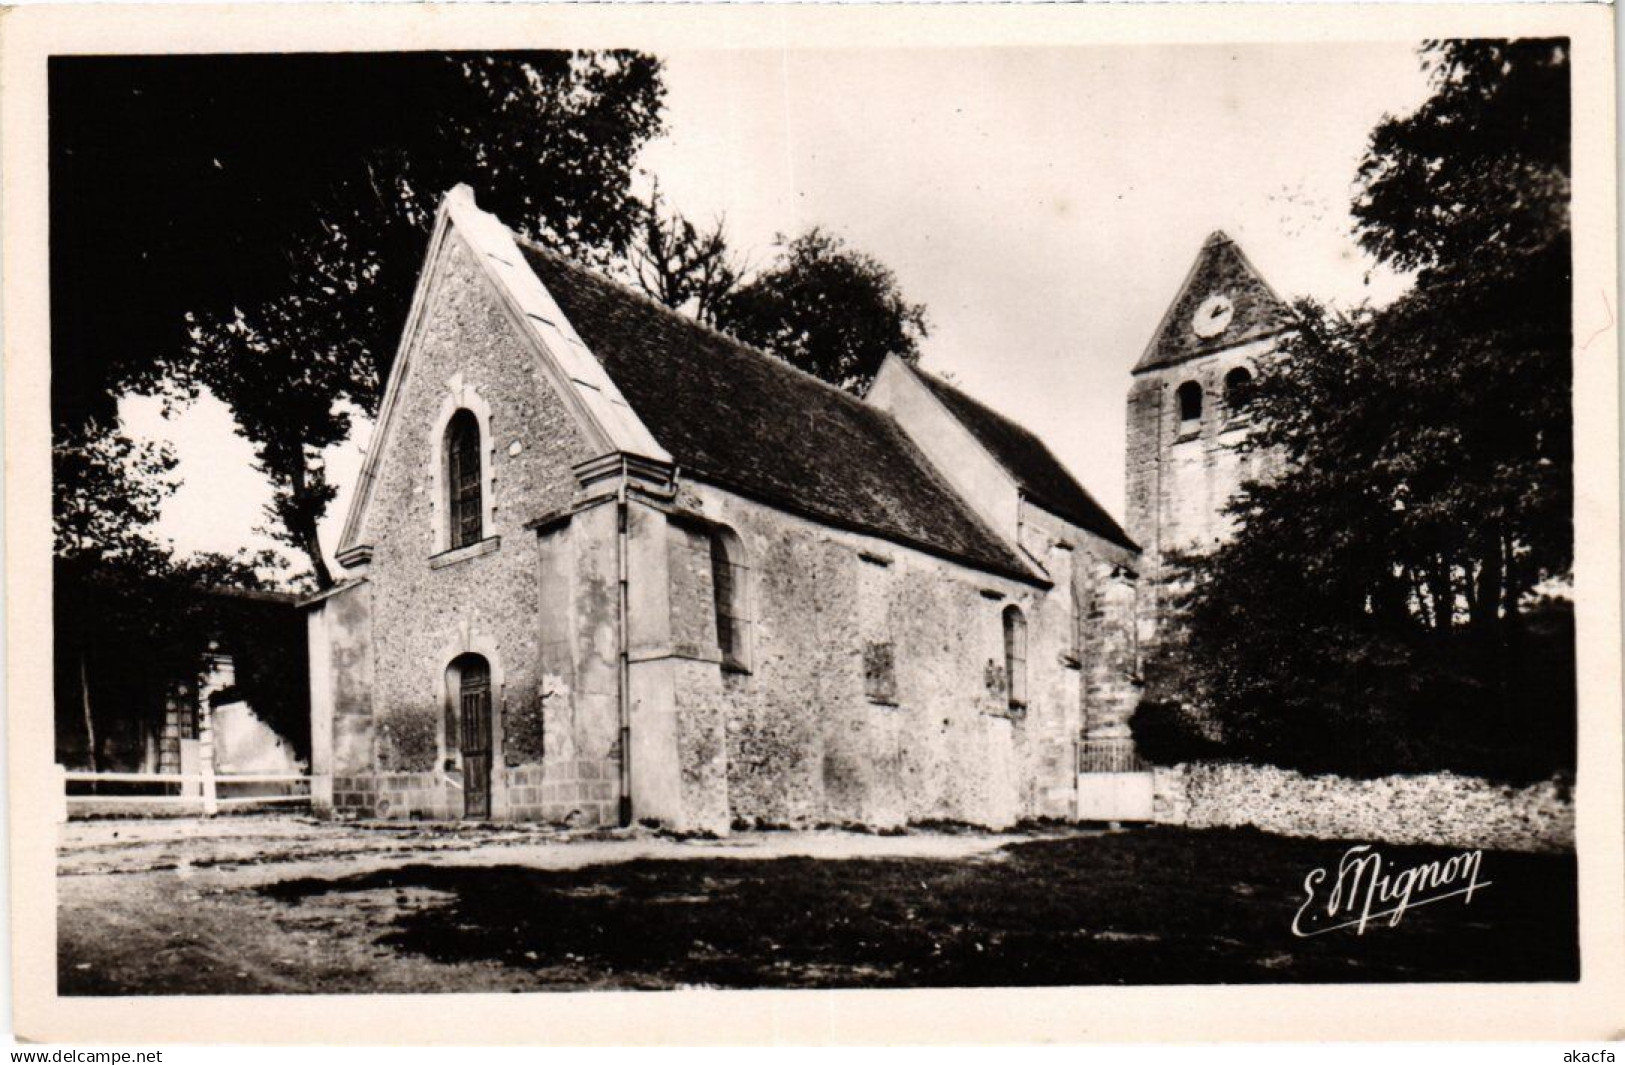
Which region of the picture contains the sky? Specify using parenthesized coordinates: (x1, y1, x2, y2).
(120, 42, 1435, 578)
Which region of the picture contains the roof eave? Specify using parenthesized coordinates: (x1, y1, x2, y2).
(685, 469, 1051, 590)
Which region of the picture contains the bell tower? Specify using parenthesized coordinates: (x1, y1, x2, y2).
(1125, 231, 1297, 642)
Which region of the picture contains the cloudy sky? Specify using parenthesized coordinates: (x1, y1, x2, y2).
(121, 42, 1434, 577)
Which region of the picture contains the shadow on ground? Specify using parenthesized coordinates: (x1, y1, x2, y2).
(246, 827, 1577, 989)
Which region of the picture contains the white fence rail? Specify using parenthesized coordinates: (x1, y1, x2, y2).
(60, 767, 313, 819)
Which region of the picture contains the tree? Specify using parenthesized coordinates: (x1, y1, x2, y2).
(51, 52, 667, 430)
(169, 52, 666, 587)
(714, 228, 929, 394)
(53, 419, 178, 564)
(53, 421, 178, 770)
(1139, 40, 1573, 782)
(629, 207, 931, 398)
(1350, 38, 1572, 624)
(626, 180, 740, 325)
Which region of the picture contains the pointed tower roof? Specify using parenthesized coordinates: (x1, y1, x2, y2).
(1133, 231, 1296, 374)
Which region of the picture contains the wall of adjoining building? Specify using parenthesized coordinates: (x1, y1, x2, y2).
(309, 580, 374, 811)
(1017, 500, 1142, 751)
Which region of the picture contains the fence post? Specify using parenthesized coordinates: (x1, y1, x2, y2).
(199, 703, 219, 817)
(55, 763, 68, 824)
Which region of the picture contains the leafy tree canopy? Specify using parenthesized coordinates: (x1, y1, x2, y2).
(625, 179, 741, 326)
(1354, 39, 1570, 277)
(64, 52, 668, 587)
(714, 229, 929, 395)
(628, 206, 931, 396)
(51, 52, 664, 429)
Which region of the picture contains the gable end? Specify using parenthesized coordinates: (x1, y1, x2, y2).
(335, 186, 668, 565)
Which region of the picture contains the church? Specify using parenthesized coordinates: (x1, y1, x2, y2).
(305, 185, 1293, 832)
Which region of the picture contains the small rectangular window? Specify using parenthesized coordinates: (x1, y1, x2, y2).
(864, 641, 897, 705)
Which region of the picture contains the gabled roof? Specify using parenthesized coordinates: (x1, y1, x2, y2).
(911, 369, 1137, 552)
(516, 242, 1040, 584)
(1134, 231, 1296, 374)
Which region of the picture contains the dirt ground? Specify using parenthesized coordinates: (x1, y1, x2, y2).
(57, 815, 1578, 993)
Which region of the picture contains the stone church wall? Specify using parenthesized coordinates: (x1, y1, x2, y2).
(1019, 501, 1141, 754)
(312, 218, 1148, 831)
(667, 482, 1138, 830)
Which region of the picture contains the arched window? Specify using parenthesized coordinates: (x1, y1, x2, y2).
(1224, 366, 1254, 413)
(445, 410, 483, 549)
(710, 528, 750, 672)
(1176, 381, 1203, 424)
(1003, 605, 1028, 711)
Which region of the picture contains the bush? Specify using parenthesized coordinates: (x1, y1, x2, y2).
(1129, 699, 1223, 767)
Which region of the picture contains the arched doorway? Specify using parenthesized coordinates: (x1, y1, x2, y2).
(447, 653, 492, 819)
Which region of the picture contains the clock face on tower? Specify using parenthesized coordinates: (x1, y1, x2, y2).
(1192, 292, 1235, 339)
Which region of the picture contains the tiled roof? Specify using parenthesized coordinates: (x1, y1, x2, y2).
(1134, 231, 1296, 374)
(517, 243, 1040, 584)
(914, 370, 1137, 552)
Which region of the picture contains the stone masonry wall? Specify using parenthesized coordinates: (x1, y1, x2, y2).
(530, 512, 623, 828)
(1021, 502, 1141, 752)
(343, 227, 608, 821)
(315, 581, 375, 778)
(669, 481, 1139, 830)
(1152, 762, 1575, 854)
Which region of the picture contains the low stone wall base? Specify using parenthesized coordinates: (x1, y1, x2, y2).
(331, 758, 621, 824)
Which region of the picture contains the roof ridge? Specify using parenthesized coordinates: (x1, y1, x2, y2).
(512, 234, 884, 416)
(511, 221, 1047, 582)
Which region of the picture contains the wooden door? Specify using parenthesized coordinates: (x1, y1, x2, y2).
(459, 664, 492, 819)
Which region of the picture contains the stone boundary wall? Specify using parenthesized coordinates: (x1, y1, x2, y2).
(1151, 762, 1575, 854)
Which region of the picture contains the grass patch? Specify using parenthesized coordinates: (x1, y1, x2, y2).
(258, 826, 1577, 988)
